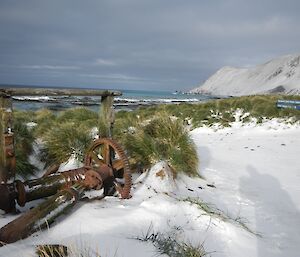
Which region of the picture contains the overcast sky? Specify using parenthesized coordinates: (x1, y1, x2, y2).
(0, 0, 299, 91)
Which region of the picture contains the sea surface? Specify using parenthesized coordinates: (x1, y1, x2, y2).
(3, 87, 216, 111)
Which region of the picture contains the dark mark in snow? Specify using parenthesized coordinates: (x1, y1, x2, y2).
(281, 143, 286, 146)
(187, 188, 194, 192)
(251, 149, 255, 151)
(198, 186, 203, 189)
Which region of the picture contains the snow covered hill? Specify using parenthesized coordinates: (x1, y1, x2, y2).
(190, 54, 300, 96)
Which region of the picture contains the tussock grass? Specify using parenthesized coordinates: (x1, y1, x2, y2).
(116, 95, 300, 129)
(32, 108, 97, 167)
(34, 108, 98, 138)
(36, 244, 102, 257)
(12, 107, 97, 175)
(36, 244, 68, 257)
(115, 112, 199, 177)
(56, 107, 98, 127)
(34, 109, 57, 137)
(40, 122, 93, 167)
(13, 109, 35, 124)
(14, 119, 37, 179)
(135, 225, 208, 257)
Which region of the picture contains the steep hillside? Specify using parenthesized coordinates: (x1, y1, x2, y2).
(190, 54, 300, 96)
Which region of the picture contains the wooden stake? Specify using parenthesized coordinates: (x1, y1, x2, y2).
(98, 95, 115, 138)
(0, 92, 15, 184)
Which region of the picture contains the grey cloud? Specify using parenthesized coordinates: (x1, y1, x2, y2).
(20, 65, 80, 70)
(94, 59, 118, 66)
(0, 0, 300, 90)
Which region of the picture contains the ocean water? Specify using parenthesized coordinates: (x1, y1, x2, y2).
(119, 89, 211, 102)
(6, 88, 214, 111)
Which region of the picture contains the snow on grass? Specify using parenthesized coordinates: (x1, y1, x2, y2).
(0, 120, 299, 257)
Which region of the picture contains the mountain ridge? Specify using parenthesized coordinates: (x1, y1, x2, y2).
(190, 54, 300, 96)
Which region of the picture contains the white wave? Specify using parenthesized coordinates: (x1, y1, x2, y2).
(115, 97, 200, 103)
(13, 96, 51, 101)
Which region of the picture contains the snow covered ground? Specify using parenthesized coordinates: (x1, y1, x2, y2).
(0, 120, 299, 257)
(191, 121, 300, 257)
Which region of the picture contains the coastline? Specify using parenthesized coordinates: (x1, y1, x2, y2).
(11, 92, 217, 111)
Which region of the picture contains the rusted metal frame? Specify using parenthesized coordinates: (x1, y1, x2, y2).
(0, 166, 111, 211)
(0, 168, 110, 245)
(0, 183, 86, 245)
(15, 167, 88, 206)
(85, 138, 132, 199)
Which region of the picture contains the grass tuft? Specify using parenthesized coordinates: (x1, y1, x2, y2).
(183, 197, 261, 236)
(135, 224, 208, 257)
(40, 122, 93, 167)
(115, 112, 199, 177)
(36, 244, 68, 257)
(35, 244, 103, 257)
(31, 108, 97, 167)
(14, 118, 37, 179)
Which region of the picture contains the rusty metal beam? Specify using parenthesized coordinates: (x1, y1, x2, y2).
(0, 169, 105, 245)
(0, 183, 85, 245)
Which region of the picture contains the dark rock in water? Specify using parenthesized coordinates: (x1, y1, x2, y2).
(47, 103, 72, 111)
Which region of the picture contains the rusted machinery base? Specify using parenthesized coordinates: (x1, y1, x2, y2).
(0, 138, 132, 246)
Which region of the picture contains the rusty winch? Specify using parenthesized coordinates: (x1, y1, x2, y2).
(0, 88, 132, 246)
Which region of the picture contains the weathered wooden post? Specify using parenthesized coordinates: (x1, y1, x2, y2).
(0, 90, 15, 184)
(99, 92, 115, 138)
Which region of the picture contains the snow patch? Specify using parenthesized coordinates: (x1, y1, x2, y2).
(58, 156, 82, 172)
(134, 161, 177, 196)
